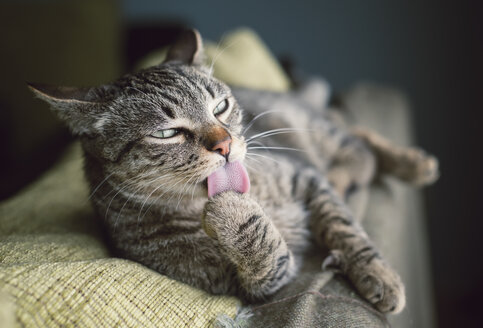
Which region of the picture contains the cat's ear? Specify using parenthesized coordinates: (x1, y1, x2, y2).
(28, 83, 106, 136)
(165, 29, 205, 66)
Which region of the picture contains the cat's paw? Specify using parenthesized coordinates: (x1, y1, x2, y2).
(399, 148, 439, 186)
(322, 250, 345, 273)
(202, 191, 263, 241)
(349, 257, 406, 314)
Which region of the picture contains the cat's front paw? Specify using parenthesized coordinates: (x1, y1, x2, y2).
(349, 257, 406, 314)
(202, 191, 263, 241)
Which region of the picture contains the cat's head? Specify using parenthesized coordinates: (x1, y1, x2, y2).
(29, 29, 248, 199)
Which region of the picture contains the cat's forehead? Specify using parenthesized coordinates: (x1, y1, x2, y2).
(133, 64, 228, 97)
(114, 64, 230, 120)
(127, 65, 230, 105)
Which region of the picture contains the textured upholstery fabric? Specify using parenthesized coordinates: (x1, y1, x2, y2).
(0, 144, 239, 328)
(246, 260, 390, 328)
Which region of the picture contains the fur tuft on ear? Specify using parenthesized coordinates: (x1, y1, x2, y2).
(27, 83, 99, 103)
(165, 29, 205, 66)
(28, 82, 107, 136)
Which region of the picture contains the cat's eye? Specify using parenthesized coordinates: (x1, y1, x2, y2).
(151, 128, 178, 139)
(213, 99, 229, 116)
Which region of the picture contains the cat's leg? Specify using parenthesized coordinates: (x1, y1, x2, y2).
(202, 191, 297, 300)
(321, 133, 375, 221)
(352, 126, 439, 186)
(294, 170, 405, 313)
(326, 126, 439, 219)
(327, 135, 375, 197)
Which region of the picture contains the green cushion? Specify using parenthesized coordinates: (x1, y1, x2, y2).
(138, 28, 291, 92)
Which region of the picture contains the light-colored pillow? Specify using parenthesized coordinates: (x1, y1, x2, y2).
(139, 28, 291, 92)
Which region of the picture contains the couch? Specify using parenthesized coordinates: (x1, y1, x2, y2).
(0, 2, 434, 326)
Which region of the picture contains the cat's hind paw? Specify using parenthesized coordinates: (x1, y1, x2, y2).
(389, 147, 440, 186)
(402, 148, 439, 186)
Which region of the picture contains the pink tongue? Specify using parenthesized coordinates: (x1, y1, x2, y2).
(207, 161, 250, 198)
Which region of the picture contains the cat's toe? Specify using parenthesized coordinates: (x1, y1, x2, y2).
(321, 250, 345, 272)
(201, 209, 218, 240)
(406, 149, 440, 186)
(420, 155, 439, 184)
(357, 274, 384, 304)
(374, 281, 405, 314)
(351, 259, 406, 314)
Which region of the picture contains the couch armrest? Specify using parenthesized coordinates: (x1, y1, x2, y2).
(342, 83, 436, 328)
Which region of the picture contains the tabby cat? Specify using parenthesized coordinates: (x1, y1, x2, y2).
(29, 29, 438, 314)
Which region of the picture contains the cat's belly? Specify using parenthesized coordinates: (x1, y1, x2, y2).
(263, 201, 312, 255)
(247, 157, 313, 255)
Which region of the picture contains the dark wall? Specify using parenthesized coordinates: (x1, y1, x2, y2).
(0, 0, 122, 199)
(122, 0, 482, 326)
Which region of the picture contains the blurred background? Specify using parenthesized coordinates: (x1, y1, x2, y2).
(1, 0, 481, 326)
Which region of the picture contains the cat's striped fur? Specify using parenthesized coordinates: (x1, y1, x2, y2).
(30, 29, 438, 314)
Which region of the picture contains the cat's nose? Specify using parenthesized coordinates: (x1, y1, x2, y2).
(211, 138, 232, 156)
(205, 126, 232, 157)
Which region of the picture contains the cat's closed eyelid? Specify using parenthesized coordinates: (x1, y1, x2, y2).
(155, 118, 194, 131)
(212, 98, 234, 122)
(213, 99, 229, 115)
(144, 133, 186, 144)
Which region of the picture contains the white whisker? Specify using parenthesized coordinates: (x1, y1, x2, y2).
(109, 173, 173, 227)
(208, 31, 227, 76)
(101, 170, 154, 201)
(246, 128, 315, 142)
(137, 174, 187, 224)
(248, 146, 307, 153)
(243, 160, 262, 174)
(246, 152, 283, 165)
(208, 38, 240, 76)
(242, 110, 284, 135)
(175, 172, 198, 210)
(113, 173, 174, 232)
(104, 174, 152, 219)
(189, 177, 200, 202)
(86, 171, 116, 203)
